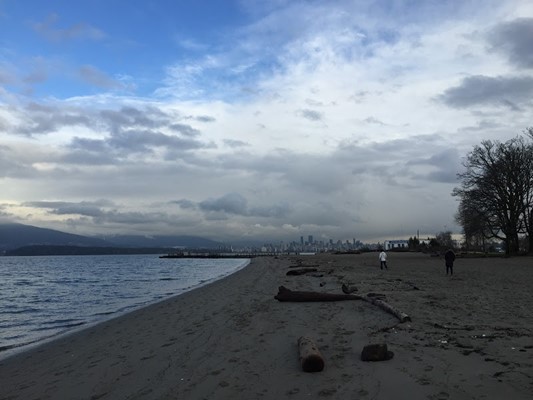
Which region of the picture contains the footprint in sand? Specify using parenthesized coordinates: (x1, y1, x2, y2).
(430, 391, 450, 400)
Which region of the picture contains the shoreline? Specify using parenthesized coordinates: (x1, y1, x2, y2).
(1, 253, 532, 399)
(0, 257, 251, 362)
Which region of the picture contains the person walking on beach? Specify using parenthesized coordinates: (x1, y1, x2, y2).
(444, 249, 456, 275)
(379, 250, 388, 270)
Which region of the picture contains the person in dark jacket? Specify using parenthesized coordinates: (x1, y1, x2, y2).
(444, 249, 456, 275)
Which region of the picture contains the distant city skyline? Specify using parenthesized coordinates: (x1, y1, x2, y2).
(1, 1, 532, 242)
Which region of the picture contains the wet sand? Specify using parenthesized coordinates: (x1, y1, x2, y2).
(0, 252, 532, 399)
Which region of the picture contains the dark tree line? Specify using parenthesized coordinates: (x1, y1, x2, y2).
(453, 128, 533, 256)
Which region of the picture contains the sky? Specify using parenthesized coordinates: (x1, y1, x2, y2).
(1, 0, 532, 244)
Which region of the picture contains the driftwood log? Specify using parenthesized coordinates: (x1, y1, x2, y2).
(362, 297, 411, 323)
(274, 286, 363, 302)
(286, 268, 318, 276)
(298, 336, 325, 372)
(274, 286, 411, 323)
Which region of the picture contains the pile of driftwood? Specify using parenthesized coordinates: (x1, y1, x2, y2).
(281, 260, 411, 372)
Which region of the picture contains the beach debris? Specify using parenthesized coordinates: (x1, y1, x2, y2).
(286, 268, 318, 276)
(361, 343, 394, 362)
(298, 336, 325, 372)
(274, 286, 363, 302)
(341, 283, 358, 294)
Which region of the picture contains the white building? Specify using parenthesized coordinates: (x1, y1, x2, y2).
(384, 239, 409, 250)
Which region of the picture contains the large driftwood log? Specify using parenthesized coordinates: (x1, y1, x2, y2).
(274, 286, 411, 322)
(362, 297, 411, 323)
(274, 286, 363, 302)
(298, 336, 325, 372)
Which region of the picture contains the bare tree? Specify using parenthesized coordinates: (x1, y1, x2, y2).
(453, 133, 533, 255)
(436, 231, 455, 250)
(455, 195, 490, 251)
(520, 128, 533, 253)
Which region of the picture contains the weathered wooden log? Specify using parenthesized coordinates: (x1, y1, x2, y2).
(362, 297, 411, 323)
(274, 287, 410, 322)
(298, 336, 325, 372)
(274, 286, 363, 302)
(286, 268, 318, 276)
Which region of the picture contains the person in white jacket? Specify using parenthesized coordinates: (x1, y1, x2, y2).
(379, 250, 388, 270)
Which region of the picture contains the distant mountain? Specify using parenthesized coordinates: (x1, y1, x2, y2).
(99, 234, 222, 249)
(0, 222, 222, 252)
(0, 223, 110, 251)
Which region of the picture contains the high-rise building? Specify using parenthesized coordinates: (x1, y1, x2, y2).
(308, 235, 313, 244)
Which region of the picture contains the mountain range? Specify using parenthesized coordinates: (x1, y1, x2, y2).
(0, 222, 222, 252)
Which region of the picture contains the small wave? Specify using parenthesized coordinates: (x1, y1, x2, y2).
(32, 321, 86, 332)
(42, 318, 84, 326)
(1, 307, 41, 315)
(92, 311, 115, 317)
(14, 280, 35, 286)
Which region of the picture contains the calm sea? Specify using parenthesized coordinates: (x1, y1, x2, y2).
(0, 254, 249, 359)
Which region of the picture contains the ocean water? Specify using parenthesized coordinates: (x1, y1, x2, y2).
(0, 254, 249, 359)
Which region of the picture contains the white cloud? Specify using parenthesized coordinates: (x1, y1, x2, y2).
(1, 0, 533, 242)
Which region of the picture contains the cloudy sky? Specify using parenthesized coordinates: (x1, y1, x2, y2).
(1, 0, 532, 243)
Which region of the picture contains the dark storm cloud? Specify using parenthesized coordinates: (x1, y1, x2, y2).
(179, 193, 291, 219)
(0, 145, 36, 178)
(107, 129, 206, 153)
(9, 103, 202, 140)
(406, 148, 461, 183)
(22, 200, 178, 226)
(63, 128, 211, 165)
(489, 18, 533, 69)
(439, 75, 533, 109)
(15, 102, 92, 136)
(249, 203, 291, 218)
(172, 199, 197, 209)
(23, 200, 112, 217)
(6, 102, 211, 163)
(199, 193, 248, 215)
(98, 106, 171, 132)
(169, 123, 200, 136)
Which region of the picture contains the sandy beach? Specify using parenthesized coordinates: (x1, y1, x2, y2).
(0, 252, 532, 400)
